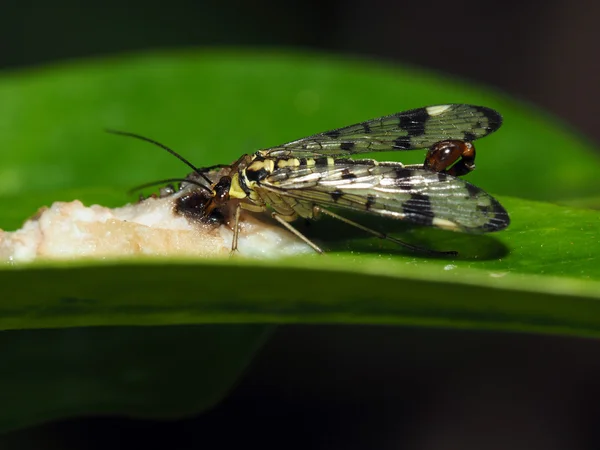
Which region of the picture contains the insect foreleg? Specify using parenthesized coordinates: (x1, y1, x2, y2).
(228, 201, 270, 255)
(313, 206, 458, 257)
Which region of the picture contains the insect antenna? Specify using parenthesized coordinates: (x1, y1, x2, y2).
(105, 129, 220, 186)
(127, 177, 211, 196)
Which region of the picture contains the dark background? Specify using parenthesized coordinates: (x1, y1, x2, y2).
(2, 1, 600, 449)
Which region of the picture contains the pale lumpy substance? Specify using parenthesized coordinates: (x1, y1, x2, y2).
(0, 191, 312, 264)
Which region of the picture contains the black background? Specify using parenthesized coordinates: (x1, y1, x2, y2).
(2, 1, 600, 449)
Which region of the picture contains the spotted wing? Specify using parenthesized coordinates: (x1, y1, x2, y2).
(257, 162, 509, 233)
(262, 104, 502, 158)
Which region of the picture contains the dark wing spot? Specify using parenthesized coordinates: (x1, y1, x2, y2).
(340, 141, 355, 151)
(465, 182, 480, 198)
(393, 136, 412, 149)
(330, 190, 344, 202)
(315, 157, 330, 166)
(463, 131, 477, 142)
(299, 157, 308, 166)
(437, 172, 448, 182)
(365, 194, 376, 210)
(324, 129, 341, 139)
(395, 167, 413, 179)
(390, 168, 414, 190)
(341, 168, 358, 180)
(480, 198, 510, 232)
(402, 193, 434, 227)
(399, 108, 428, 136)
(361, 122, 372, 133)
(471, 106, 503, 131)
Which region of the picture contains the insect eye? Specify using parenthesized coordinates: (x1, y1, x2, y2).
(213, 177, 232, 202)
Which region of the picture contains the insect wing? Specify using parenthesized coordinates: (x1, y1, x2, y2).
(258, 163, 509, 233)
(263, 104, 502, 158)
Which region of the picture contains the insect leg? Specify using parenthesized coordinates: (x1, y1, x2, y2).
(271, 214, 324, 254)
(314, 206, 458, 257)
(230, 201, 279, 255)
(230, 204, 242, 256)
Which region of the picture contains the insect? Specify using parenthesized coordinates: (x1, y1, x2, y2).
(109, 104, 509, 256)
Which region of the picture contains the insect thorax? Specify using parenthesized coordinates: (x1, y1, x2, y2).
(237, 155, 359, 220)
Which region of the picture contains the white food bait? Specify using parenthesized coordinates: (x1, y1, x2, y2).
(0, 186, 312, 264)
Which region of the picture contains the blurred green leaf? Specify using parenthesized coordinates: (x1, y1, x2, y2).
(0, 50, 599, 432)
(0, 50, 598, 202)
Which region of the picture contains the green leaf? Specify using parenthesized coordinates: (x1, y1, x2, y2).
(1, 50, 599, 202)
(1, 50, 599, 432)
